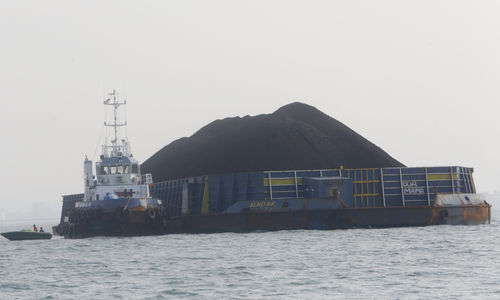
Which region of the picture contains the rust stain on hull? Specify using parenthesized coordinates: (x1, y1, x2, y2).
(431, 203, 491, 226)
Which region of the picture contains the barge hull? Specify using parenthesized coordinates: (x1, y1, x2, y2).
(59, 204, 490, 238)
(164, 205, 490, 234)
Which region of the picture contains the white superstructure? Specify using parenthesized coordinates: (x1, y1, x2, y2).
(80, 90, 153, 205)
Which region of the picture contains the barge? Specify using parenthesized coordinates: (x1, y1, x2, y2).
(56, 92, 491, 238)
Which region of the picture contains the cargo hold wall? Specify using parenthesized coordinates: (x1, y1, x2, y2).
(150, 166, 476, 217)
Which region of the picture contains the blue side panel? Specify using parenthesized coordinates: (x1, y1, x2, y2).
(296, 171, 322, 178)
(428, 166, 453, 173)
(188, 177, 204, 215)
(267, 185, 296, 192)
(379, 166, 477, 207)
(233, 173, 247, 202)
(148, 165, 477, 216)
(221, 174, 235, 212)
(382, 168, 401, 175)
(151, 179, 184, 216)
(322, 170, 342, 177)
(248, 173, 265, 201)
(399, 174, 427, 181)
(402, 167, 426, 174)
(385, 193, 403, 206)
(271, 191, 298, 198)
(208, 175, 221, 213)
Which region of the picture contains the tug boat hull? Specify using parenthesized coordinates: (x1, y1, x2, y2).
(58, 206, 164, 238)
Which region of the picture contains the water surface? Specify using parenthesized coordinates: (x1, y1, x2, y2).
(1, 207, 499, 299)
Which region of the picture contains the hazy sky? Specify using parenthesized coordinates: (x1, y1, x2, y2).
(1, 1, 499, 221)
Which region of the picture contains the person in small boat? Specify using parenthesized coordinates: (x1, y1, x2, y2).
(39, 227, 44, 233)
(33, 224, 38, 232)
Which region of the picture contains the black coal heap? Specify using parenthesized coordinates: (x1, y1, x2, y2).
(142, 102, 404, 181)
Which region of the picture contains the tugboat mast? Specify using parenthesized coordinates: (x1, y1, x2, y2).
(103, 90, 128, 157)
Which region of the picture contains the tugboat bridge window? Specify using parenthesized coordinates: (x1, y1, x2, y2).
(117, 165, 123, 174)
(110, 166, 117, 175)
(100, 166, 109, 175)
(132, 164, 138, 174)
(124, 165, 130, 174)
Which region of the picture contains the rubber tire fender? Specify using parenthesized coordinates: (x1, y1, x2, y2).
(147, 207, 156, 220)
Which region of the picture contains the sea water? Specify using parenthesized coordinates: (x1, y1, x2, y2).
(1, 206, 500, 299)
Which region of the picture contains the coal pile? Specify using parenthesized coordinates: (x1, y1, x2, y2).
(142, 102, 404, 181)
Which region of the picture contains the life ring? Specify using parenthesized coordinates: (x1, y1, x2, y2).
(440, 210, 449, 221)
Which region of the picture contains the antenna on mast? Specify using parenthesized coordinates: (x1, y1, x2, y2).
(103, 90, 129, 157)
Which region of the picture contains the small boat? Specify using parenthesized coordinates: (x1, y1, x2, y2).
(1, 230, 52, 241)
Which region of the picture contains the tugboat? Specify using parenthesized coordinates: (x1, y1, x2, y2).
(57, 90, 163, 238)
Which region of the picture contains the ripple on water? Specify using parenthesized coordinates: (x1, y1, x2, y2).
(1, 211, 500, 299)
